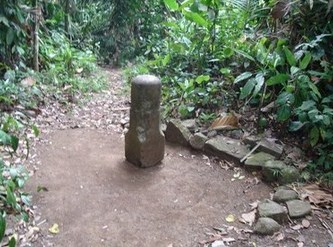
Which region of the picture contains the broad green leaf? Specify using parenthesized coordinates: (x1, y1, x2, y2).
(289, 121, 305, 131)
(0, 16, 9, 27)
(283, 47, 296, 66)
(310, 126, 320, 146)
(180, 0, 193, 9)
(6, 29, 14, 45)
(8, 236, 16, 247)
(253, 73, 265, 96)
(0, 130, 11, 146)
(308, 81, 321, 97)
(0, 214, 5, 242)
(195, 75, 210, 84)
(233, 49, 255, 61)
(240, 78, 256, 99)
(234, 72, 252, 84)
(300, 53, 312, 70)
(277, 105, 291, 121)
(298, 100, 316, 111)
(183, 11, 208, 27)
(266, 74, 289, 86)
(6, 187, 17, 208)
(10, 136, 19, 152)
(32, 125, 40, 137)
(164, 0, 179, 10)
(276, 92, 295, 105)
(162, 54, 170, 66)
(290, 66, 301, 76)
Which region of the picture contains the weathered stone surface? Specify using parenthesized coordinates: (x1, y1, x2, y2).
(165, 119, 192, 146)
(258, 199, 288, 223)
(286, 200, 312, 218)
(125, 75, 165, 168)
(204, 136, 250, 164)
(189, 133, 207, 150)
(254, 217, 281, 235)
(278, 166, 300, 184)
(181, 119, 197, 132)
(244, 152, 275, 170)
(262, 160, 288, 182)
(273, 189, 299, 203)
(244, 136, 284, 158)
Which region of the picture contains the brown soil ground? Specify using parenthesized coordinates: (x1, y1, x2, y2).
(24, 68, 333, 247)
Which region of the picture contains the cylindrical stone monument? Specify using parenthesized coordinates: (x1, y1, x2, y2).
(125, 75, 165, 167)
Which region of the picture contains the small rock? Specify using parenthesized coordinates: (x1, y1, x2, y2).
(278, 166, 300, 184)
(273, 189, 299, 203)
(211, 240, 226, 247)
(204, 136, 250, 165)
(165, 119, 192, 146)
(207, 130, 218, 138)
(244, 136, 284, 158)
(254, 217, 281, 235)
(181, 119, 197, 132)
(258, 199, 288, 223)
(189, 133, 207, 150)
(262, 160, 287, 182)
(223, 129, 244, 139)
(286, 200, 312, 218)
(244, 152, 275, 170)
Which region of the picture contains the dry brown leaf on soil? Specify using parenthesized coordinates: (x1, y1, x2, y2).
(273, 232, 285, 241)
(301, 184, 333, 208)
(21, 77, 36, 87)
(225, 214, 235, 223)
(240, 210, 256, 226)
(290, 224, 303, 230)
(208, 112, 240, 130)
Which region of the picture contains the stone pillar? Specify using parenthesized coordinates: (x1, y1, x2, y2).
(125, 75, 165, 167)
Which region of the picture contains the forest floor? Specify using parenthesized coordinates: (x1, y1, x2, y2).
(22, 68, 333, 247)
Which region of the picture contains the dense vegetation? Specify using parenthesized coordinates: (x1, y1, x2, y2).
(0, 0, 332, 244)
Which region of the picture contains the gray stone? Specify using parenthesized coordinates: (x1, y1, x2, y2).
(165, 119, 192, 146)
(262, 160, 288, 182)
(189, 133, 207, 150)
(286, 200, 312, 218)
(207, 130, 218, 138)
(244, 152, 275, 170)
(204, 136, 250, 164)
(273, 189, 299, 203)
(254, 217, 281, 235)
(278, 166, 300, 184)
(244, 136, 284, 158)
(258, 199, 288, 223)
(181, 119, 197, 132)
(125, 75, 165, 168)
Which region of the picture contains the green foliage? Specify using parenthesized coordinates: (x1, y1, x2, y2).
(0, 114, 35, 245)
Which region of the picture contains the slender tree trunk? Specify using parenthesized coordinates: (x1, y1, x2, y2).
(64, 0, 70, 37)
(32, 0, 39, 72)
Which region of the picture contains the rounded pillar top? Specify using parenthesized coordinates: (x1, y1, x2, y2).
(132, 75, 161, 86)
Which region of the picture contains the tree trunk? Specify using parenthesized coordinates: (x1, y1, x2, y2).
(32, 0, 39, 72)
(64, 0, 70, 37)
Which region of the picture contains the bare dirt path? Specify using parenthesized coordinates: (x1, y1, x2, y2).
(25, 68, 332, 247)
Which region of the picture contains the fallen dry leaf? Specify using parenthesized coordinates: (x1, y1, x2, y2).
(302, 184, 333, 208)
(222, 237, 236, 243)
(240, 210, 256, 226)
(273, 232, 285, 241)
(290, 224, 303, 230)
(226, 214, 235, 223)
(209, 112, 240, 130)
(21, 77, 36, 87)
(49, 223, 60, 234)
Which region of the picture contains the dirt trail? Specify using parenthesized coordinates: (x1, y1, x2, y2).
(25, 68, 332, 247)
